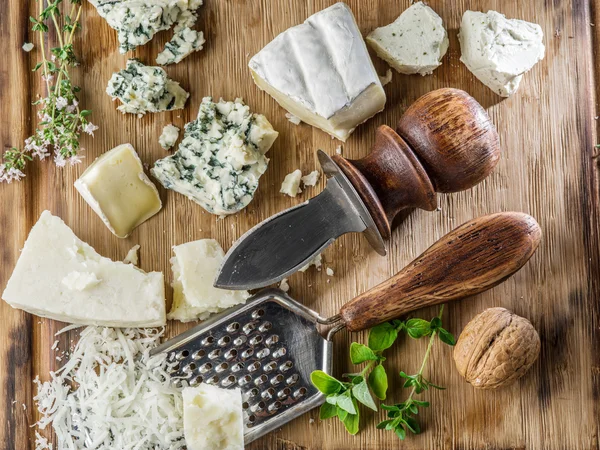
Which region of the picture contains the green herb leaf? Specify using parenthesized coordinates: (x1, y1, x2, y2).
(437, 327, 456, 346)
(429, 317, 442, 330)
(341, 399, 360, 435)
(368, 322, 398, 351)
(337, 405, 348, 421)
(310, 370, 344, 395)
(405, 318, 431, 339)
(395, 426, 407, 440)
(368, 363, 388, 400)
(335, 391, 357, 415)
(351, 379, 377, 411)
(319, 401, 337, 420)
(349, 342, 378, 364)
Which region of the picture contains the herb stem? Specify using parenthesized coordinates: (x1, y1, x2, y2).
(38, 0, 51, 95)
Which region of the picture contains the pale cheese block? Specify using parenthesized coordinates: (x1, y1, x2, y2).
(2, 211, 166, 327)
(367, 2, 449, 76)
(183, 384, 244, 450)
(458, 10, 545, 97)
(167, 239, 250, 322)
(74, 144, 162, 238)
(249, 2, 386, 142)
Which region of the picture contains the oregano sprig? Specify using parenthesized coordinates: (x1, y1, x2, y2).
(1, 0, 96, 183)
(311, 305, 455, 439)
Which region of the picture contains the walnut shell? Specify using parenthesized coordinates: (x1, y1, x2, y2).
(453, 307, 540, 389)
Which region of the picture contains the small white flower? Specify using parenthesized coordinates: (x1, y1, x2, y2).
(66, 99, 79, 113)
(55, 97, 68, 110)
(83, 122, 99, 136)
(41, 114, 52, 123)
(68, 154, 84, 165)
(0, 165, 25, 183)
(41, 74, 54, 83)
(32, 145, 50, 161)
(51, 55, 56, 62)
(54, 153, 67, 167)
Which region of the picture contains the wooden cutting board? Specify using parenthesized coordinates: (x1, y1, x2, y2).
(1, 1, 599, 449)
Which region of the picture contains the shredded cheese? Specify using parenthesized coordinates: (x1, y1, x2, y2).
(34, 326, 185, 450)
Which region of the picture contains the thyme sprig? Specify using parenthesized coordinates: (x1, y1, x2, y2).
(1, 0, 96, 183)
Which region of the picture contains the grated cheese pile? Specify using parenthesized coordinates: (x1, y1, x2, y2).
(34, 326, 185, 450)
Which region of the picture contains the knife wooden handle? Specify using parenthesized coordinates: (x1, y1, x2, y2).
(339, 212, 541, 332)
(333, 88, 501, 239)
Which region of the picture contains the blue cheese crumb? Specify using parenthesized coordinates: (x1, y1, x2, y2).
(159, 124, 180, 150)
(157, 27, 205, 66)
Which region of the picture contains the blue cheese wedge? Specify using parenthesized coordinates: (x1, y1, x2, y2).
(159, 124, 180, 150)
(167, 239, 250, 322)
(2, 211, 166, 327)
(367, 2, 449, 76)
(89, 0, 204, 54)
(74, 144, 162, 238)
(152, 97, 278, 215)
(280, 169, 302, 197)
(249, 3, 386, 142)
(157, 27, 205, 65)
(106, 59, 189, 116)
(183, 384, 244, 450)
(459, 11, 545, 97)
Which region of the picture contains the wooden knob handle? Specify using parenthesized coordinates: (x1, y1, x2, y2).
(339, 212, 541, 332)
(333, 88, 501, 239)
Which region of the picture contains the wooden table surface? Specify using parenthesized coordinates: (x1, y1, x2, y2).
(1, 1, 599, 449)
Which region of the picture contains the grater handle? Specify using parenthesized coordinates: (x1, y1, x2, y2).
(339, 212, 541, 332)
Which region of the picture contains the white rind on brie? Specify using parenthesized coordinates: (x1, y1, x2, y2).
(2, 211, 166, 327)
(249, 2, 386, 142)
(459, 10, 545, 97)
(367, 2, 449, 76)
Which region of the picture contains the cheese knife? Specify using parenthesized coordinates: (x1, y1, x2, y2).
(216, 88, 501, 290)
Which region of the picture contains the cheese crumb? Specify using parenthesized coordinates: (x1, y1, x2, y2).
(285, 112, 302, 125)
(22, 42, 34, 52)
(159, 124, 180, 150)
(279, 278, 290, 293)
(123, 244, 140, 265)
(335, 145, 343, 155)
(326, 267, 335, 277)
(379, 69, 393, 86)
(299, 253, 322, 272)
(280, 169, 303, 197)
(301, 170, 320, 187)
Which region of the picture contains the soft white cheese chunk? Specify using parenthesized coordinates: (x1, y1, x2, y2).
(280, 170, 302, 197)
(458, 10, 545, 97)
(301, 170, 320, 187)
(183, 384, 244, 450)
(249, 3, 386, 142)
(159, 124, 180, 150)
(2, 211, 166, 327)
(367, 2, 448, 76)
(74, 144, 162, 238)
(123, 244, 140, 265)
(167, 239, 250, 322)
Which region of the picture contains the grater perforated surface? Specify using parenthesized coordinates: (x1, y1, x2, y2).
(151, 289, 333, 443)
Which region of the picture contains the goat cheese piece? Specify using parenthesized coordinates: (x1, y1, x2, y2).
(2, 211, 166, 327)
(89, 0, 204, 53)
(459, 10, 545, 97)
(74, 144, 162, 238)
(280, 169, 302, 197)
(183, 384, 244, 450)
(152, 97, 278, 215)
(106, 59, 189, 116)
(367, 2, 448, 76)
(301, 170, 320, 187)
(123, 244, 140, 265)
(249, 3, 386, 142)
(167, 239, 250, 322)
(156, 27, 205, 65)
(159, 124, 180, 150)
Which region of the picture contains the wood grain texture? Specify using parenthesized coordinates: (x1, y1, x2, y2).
(340, 212, 542, 332)
(0, 0, 599, 449)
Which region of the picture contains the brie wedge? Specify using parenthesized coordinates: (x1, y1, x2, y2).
(367, 2, 449, 76)
(249, 3, 385, 142)
(183, 384, 244, 450)
(74, 144, 162, 238)
(280, 169, 302, 197)
(167, 239, 250, 322)
(2, 211, 166, 327)
(459, 10, 545, 97)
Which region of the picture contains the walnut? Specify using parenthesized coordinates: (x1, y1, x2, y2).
(453, 307, 540, 389)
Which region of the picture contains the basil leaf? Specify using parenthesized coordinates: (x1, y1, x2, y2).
(437, 327, 456, 346)
(405, 318, 432, 339)
(368, 363, 388, 400)
(310, 370, 343, 395)
(349, 342, 378, 364)
(351, 379, 377, 411)
(319, 401, 337, 420)
(368, 322, 398, 351)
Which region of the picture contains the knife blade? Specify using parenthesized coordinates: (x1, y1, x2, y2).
(215, 151, 386, 290)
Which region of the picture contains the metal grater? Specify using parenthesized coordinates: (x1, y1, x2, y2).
(150, 289, 336, 444)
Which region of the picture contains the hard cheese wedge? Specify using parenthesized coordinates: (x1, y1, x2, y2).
(183, 384, 244, 450)
(75, 144, 162, 238)
(249, 2, 386, 142)
(2, 211, 166, 327)
(167, 239, 250, 322)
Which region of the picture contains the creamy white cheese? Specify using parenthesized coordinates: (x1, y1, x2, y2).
(74, 143, 162, 238)
(301, 170, 320, 187)
(157, 27, 205, 65)
(89, 0, 204, 54)
(459, 10, 545, 97)
(123, 244, 140, 265)
(152, 97, 278, 215)
(183, 384, 244, 450)
(280, 169, 302, 197)
(367, 2, 448, 76)
(249, 3, 386, 142)
(167, 239, 250, 322)
(2, 211, 166, 327)
(106, 59, 189, 116)
(159, 124, 181, 150)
